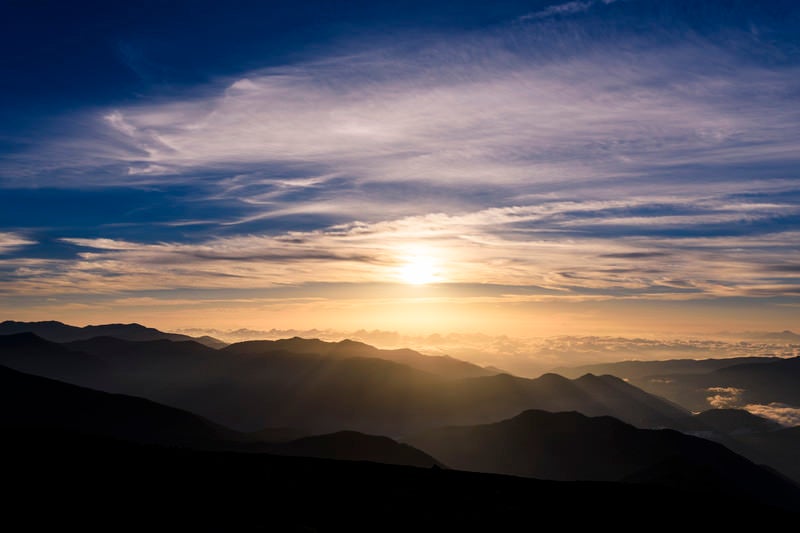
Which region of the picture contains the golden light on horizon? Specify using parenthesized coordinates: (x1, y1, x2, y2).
(398, 254, 441, 285)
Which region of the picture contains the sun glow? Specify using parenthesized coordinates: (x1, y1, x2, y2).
(398, 255, 440, 285)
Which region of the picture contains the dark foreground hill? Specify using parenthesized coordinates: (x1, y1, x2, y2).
(408, 410, 800, 510)
(0, 333, 688, 433)
(4, 429, 796, 531)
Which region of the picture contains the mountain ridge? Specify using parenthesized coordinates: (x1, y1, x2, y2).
(0, 331, 689, 434)
(0, 320, 227, 348)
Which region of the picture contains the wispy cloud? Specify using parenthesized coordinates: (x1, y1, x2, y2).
(7, 21, 800, 203)
(0, 233, 35, 254)
(520, 0, 620, 21)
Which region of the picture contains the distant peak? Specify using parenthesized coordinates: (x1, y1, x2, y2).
(336, 338, 369, 347)
(2, 320, 65, 326)
(89, 322, 147, 329)
(536, 372, 570, 383)
(578, 373, 625, 384)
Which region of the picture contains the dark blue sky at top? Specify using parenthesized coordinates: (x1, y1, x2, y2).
(1, 0, 799, 315)
(3, 0, 797, 133)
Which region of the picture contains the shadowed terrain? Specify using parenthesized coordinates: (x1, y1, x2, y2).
(408, 409, 800, 510)
(0, 364, 439, 468)
(5, 428, 797, 531)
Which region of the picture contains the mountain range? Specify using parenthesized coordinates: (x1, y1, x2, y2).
(2, 360, 797, 519)
(0, 332, 688, 433)
(0, 320, 227, 348)
(2, 319, 798, 508)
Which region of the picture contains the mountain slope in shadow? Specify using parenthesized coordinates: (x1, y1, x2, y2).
(222, 336, 496, 379)
(407, 409, 800, 509)
(266, 430, 441, 467)
(734, 426, 800, 485)
(669, 408, 800, 485)
(0, 362, 240, 446)
(0, 363, 440, 469)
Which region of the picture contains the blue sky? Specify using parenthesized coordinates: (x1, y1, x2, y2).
(1, 0, 799, 335)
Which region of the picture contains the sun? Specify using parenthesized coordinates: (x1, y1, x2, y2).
(398, 255, 440, 285)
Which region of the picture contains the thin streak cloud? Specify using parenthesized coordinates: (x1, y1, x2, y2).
(0, 233, 36, 254)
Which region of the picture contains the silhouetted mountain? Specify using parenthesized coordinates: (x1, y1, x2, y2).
(6, 430, 795, 531)
(553, 356, 781, 380)
(0, 332, 688, 434)
(223, 336, 496, 379)
(734, 426, 800, 485)
(0, 363, 239, 446)
(0, 332, 103, 382)
(0, 320, 226, 348)
(267, 431, 441, 468)
(662, 409, 800, 485)
(408, 409, 799, 509)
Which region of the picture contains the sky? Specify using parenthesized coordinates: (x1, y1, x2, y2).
(1, 0, 799, 337)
